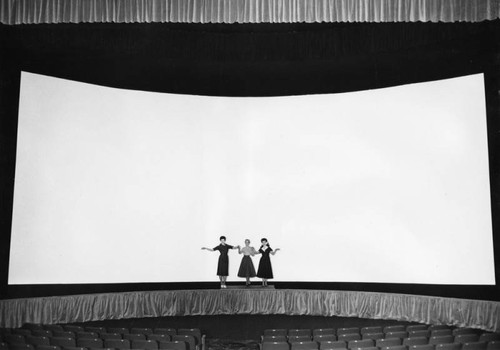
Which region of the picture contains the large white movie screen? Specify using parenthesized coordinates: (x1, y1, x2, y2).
(9, 72, 495, 285)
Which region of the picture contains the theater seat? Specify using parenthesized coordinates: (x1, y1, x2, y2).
(172, 334, 196, 350)
(10, 345, 35, 350)
(385, 332, 408, 339)
(383, 327, 406, 334)
(43, 327, 63, 333)
(264, 330, 288, 337)
(289, 330, 312, 337)
(479, 335, 500, 343)
(289, 336, 313, 343)
(435, 343, 461, 350)
(123, 334, 146, 341)
(379, 345, 407, 350)
(35, 345, 61, 350)
(337, 329, 359, 336)
(407, 326, 428, 333)
(12, 331, 31, 337)
(408, 344, 435, 350)
(63, 326, 84, 333)
(31, 332, 52, 339)
(488, 341, 500, 350)
(84, 327, 106, 334)
(25, 336, 50, 346)
(131, 328, 154, 336)
(261, 342, 290, 350)
(104, 339, 131, 349)
(409, 331, 430, 338)
(319, 341, 346, 350)
(51, 332, 74, 339)
(337, 334, 360, 342)
(462, 342, 488, 350)
(76, 332, 98, 339)
(154, 329, 177, 337)
(49, 337, 76, 348)
(455, 335, 480, 344)
(431, 330, 452, 337)
(177, 329, 204, 350)
(454, 330, 479, 337)
(100, 333, 122, 340)
(76, 338, 103, 348)
(403, 338, 429, 346)
(148, 334, 171, 342)
(5, 335, 26, 345)
(131, 340, 159, 349)
(159, 340, 187, 350)
(108, 328, 129, 335)
(428, 326, 451, 332)
(429, 336, 454, 345)
(263, 336, 288, 343)
(376, 339, 402, 348)
(361, 328, 383, 335)
(291, 341, 319, 350)
(313, 330, 336, 337)
(362, 334, 384, 341)
(314, 335, 337, 343)
(348, 339, 374, 349)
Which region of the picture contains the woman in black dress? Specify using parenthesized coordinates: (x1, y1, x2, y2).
(256, 238, 280, 287)
(202, 236, 239, 289)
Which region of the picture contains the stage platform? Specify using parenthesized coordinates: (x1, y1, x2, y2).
(0, 288, 499, 332)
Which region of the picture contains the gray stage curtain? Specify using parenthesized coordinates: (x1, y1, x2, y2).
(1, 0, 499, 25)
(1, 289, 499, 331)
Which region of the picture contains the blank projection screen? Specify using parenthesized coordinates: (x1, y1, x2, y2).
(9, 71, 495, 285)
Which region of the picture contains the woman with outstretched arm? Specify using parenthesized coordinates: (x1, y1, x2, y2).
(255, 238, 280, 287)
(202, 236, 239, 289)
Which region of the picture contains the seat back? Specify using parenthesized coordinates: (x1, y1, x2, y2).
(262, 342, 290, 350)
(104, 339, 131, 349)
(361, 327, 383, 335)
(319, 341, 346, 350)
(479, 335, 500, 343)
(313, 330, 336, 337)
(49, 337, 76, 348)
(403, 338, 429, 346)
(63, 326, 84, 333)
(348, 339, 374, 349)
(362, 334, 384, 341)
(123, 334, 146, 341)
(100, 333, 122, 340)
(407, 326, 428, 333)
(131, 328, 154, 336)
(435, 343, 461, 350)
(159, 341, 188, 350)
(313, 335, 337, 343)
(455, 335, 480, 344)
(289, 330, 312, 337)
(25, 336, 50, 346)
(264, 330, 288, 337)
(77, 338, 103, 348)
(462, 342, 488, 350)
(337, 329, 359, 336)
(376, 339, 402, 348)
(429, 336, 454, 345)
(289, 336, 313, 343)
(131, 339, 159, 349)
(172, 334, 196, 350)
(263, 336, 288, 343)
(291, 342, 319, 350)
(337, 334, 360, 342)
(148, 334, 171, 342)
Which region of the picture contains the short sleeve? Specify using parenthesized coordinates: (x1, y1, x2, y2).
(213, 245, 220, 251)
(227, 244, 234, 249)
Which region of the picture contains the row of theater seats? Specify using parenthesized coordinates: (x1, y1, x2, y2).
(259, 326, 500, 350)
(0, 325, 204, 350)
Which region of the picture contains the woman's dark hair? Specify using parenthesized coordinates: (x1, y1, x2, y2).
(220, 236, 226, 241)
(261, 238, 268, 243)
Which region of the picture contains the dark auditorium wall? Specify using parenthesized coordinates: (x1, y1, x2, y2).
(0, 20, 499, 300)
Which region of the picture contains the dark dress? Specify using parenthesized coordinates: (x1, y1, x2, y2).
(237, 256, 256, 278)
(257, 246, 273, 279)
(213, 244, 233, 276)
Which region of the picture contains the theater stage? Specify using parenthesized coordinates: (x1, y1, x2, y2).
(0, 288, 498, 331)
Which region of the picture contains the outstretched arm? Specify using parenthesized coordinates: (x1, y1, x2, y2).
(201, 247, 215, 252)
(270, 248, 280, 255)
